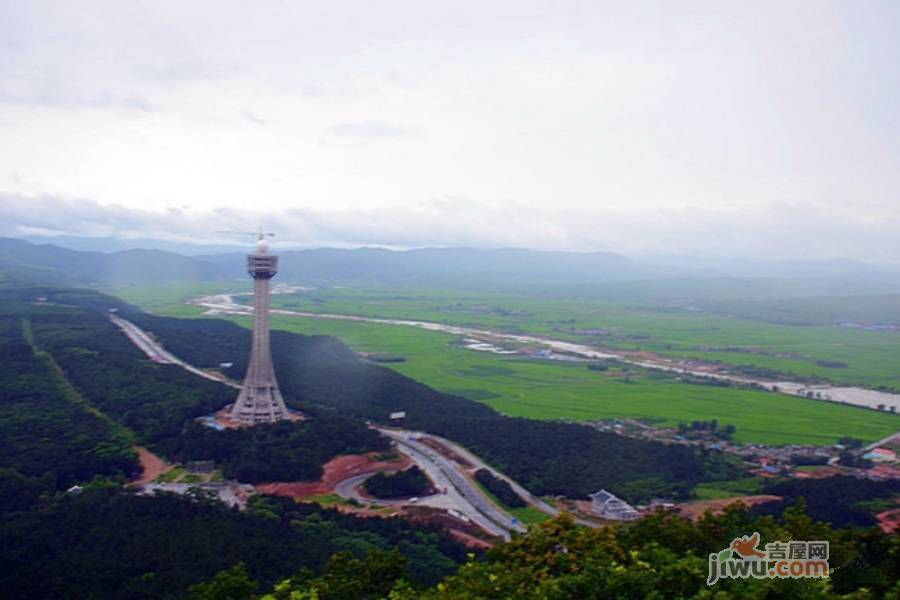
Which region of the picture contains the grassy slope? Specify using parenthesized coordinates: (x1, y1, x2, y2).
(471, 478, 551, 525)
(117, 283, 900, 446)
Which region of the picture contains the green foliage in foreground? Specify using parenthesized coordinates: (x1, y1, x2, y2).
(218, 504, 900, 599)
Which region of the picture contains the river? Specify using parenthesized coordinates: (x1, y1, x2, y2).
(191, 293, 900, 414)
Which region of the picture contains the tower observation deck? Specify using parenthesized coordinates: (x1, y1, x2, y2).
(230, 237, 289, 423)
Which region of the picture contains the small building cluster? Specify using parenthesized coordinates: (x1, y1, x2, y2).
(589, 489, 639, 521)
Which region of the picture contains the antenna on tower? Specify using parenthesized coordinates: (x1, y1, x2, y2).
(217, 228, 276, 253)
(216, 227, 276, 241)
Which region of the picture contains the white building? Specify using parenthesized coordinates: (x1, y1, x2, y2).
(589, 489, 639, 521)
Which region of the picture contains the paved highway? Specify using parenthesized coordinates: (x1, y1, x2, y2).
(111, 314, 241, 389)
(424, 433, 560, 516)
(422, 432, 613, 528)
(377, 428, 527, 538)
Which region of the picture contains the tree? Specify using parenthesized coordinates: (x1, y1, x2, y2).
(837, 437, 863, 450)
(187, 563, 257, 600)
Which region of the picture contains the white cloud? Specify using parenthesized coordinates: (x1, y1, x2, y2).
(326, 122, 425, 140)
(2, 192, 898, 260)
(1, 1, 899, 259)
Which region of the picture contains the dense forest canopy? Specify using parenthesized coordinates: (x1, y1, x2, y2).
(474, 469, 526, 508)
(0, 311, 138, 502)
(754, 476, 900, 528)
(0, 485, 467, 599)
(173, 417, 389, 484)
(363, 466, 430, 499)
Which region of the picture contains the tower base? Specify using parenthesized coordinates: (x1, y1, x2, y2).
(230, 385, 289, 424)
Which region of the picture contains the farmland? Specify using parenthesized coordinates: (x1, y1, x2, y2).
(260, 286, 900, 392)
(114, 283, 900, 447)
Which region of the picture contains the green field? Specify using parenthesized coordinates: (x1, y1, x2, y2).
(471, 478, 551, 525)
(116, 283, 900, 447)
(691, 477, 765, 500)
(112, 281, 248, 313)
(261, 286, 900, 392)
(116, 283, 900, 391)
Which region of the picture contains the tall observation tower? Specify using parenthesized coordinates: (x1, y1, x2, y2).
(230, 232, 289, 424)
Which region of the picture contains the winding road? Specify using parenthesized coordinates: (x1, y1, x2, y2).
(378, 428, 527, 538)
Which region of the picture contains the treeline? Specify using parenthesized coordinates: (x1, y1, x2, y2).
(126, 311, 742, 502)
(474, 469, 525, 508)
(0, 313, 137, 503)
(677, 419, 736, 440)
(754, 476, 900, 528)
(0, 484, 467, 599)
(364, 466, 430, 498)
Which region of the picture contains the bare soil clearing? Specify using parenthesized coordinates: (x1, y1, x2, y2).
(256, 452, 411, 499)
(678, 495, 782, 520)
(131, 446, 173, 486)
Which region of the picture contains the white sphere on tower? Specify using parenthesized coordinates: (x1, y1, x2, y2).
(256, 238, 270, 254)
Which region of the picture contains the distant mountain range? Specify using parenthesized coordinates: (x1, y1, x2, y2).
(3, 237, 899, 297)
(0, 237, 676, 287)
(0, 238, 224, 285)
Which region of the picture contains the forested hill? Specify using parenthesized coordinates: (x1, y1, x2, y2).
(0, 482, 466, 599)
(0, 310, 139, 498)
(0, 237, 229, 285)
(0, 285, 388, 488)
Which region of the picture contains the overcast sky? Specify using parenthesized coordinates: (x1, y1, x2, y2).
(1, 1, 899, 259)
